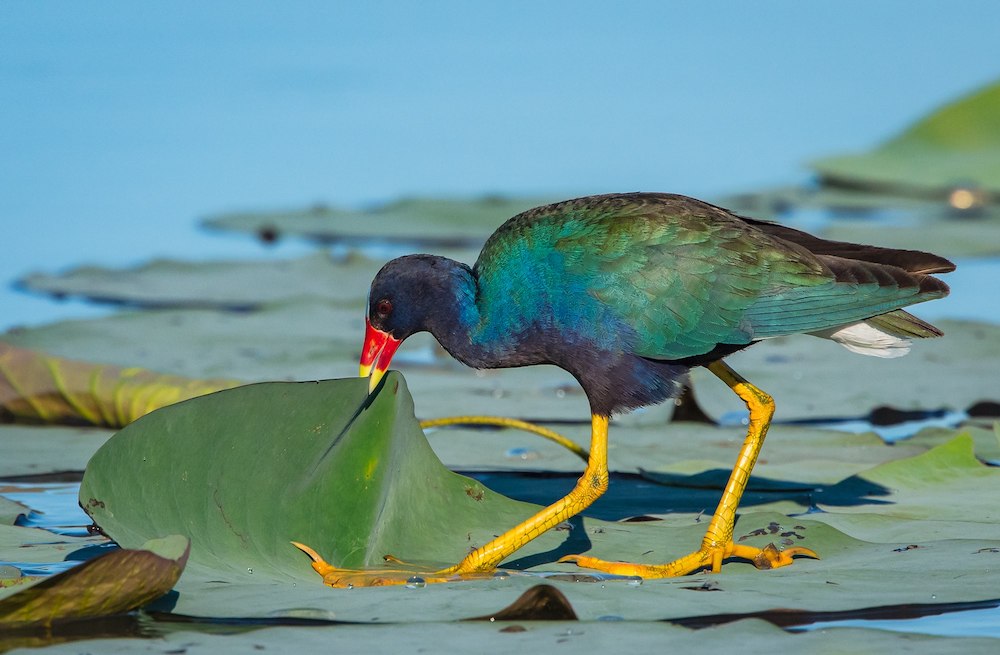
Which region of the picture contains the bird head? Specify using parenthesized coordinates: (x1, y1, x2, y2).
(360, 255, 466, 393)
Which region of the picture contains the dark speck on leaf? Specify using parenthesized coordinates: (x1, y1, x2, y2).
(682, 580, 722, 592)
(740, 528, 769, 541)
(257, 226, 279, 244)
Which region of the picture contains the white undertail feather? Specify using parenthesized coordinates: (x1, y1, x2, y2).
(810, 321, 912, 358)
(808, 309, 943, 358)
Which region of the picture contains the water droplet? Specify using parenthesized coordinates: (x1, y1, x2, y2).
(247, 568, 253, 574)
(504, 447, 540, 461)
(931, 594, 937, 599)
(346, 583, 354, 590)
(555, 388, 566, 398)
(597, 615, 624, 622)
(626, 577, 643, 587)
(406, 576, 426, 589)
(492, 571, 510, 580)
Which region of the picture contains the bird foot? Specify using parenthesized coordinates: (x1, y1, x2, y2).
(559, 541, 818, 578)
(291, 542, 498, 587)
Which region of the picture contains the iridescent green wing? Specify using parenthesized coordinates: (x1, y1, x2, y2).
(477, 194, 946, 361)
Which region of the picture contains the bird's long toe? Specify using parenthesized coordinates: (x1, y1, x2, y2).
(560, 541, 818, 579)
(292, 542, 503, 587)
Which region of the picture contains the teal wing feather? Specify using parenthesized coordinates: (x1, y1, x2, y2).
(474, 193, 949, 360)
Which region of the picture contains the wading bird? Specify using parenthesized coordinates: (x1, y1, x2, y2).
(303, 192, 954, 585)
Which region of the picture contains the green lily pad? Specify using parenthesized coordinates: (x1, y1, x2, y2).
(820, 218, 1000, 260)
(0, 425, 111, 478)
(201, 196, 559, 247)
(10, 618, 1000, 655)
(720, 184, 1000, 260)
(812, 80, 1000, 196)
(4, 309, 994, 422)
(79, 373, 553, 578)
(0, 299, 363, 381)
(0, 525, 107, 568)
(68, 371, 1000, 626)
(15, 253, 413, 311)
(0, 534, 188, 629)
(0, 497, 27, 526)
(685, 319, 999, 423)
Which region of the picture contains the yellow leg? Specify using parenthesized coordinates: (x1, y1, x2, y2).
(561, 360, 818, 577)
(294, 414, 611, 587)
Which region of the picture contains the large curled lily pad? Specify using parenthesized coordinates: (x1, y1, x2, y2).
(812, 79, 1000, 195)
(79, 373, 554, 579)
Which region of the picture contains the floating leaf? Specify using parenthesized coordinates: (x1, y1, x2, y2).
(719, 185, 1000, 259)
(0, 534, 188, 628)
(6, 310, 996, 423)
(820, 219, 1000, 260)
(79, 373, 553, 578)
(0, 525, 107, 572)
(15, 253, 392, 310)
(13, 616, 998, 653)
(813, 79, 1000, 196)
(0, 343, 237, 428)
(201, 196, 558, 247)
(0, 425, 112, 477)
(68, 371, 1000, 629)
(0, 497, 26, 526)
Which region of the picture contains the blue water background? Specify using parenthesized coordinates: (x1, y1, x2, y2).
(2, 1, 998, 330)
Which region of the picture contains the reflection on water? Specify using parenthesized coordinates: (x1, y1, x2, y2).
(804, 605, 1000, 638)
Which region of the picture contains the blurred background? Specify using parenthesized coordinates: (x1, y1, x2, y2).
(3, 1, 999, 330)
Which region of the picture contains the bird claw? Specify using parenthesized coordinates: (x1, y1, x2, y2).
(560, 541, 818, 579)
(739, 542, 819, 570)
(291, 542, 498, 587)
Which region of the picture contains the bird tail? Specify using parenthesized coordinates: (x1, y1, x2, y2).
(810, 309, 944, 358)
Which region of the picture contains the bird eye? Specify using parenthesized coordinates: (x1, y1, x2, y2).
(376, 298, 393, 318)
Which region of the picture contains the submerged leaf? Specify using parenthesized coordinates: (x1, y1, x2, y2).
(0, 343, 238, 428)
(0, 535, 188, 628)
